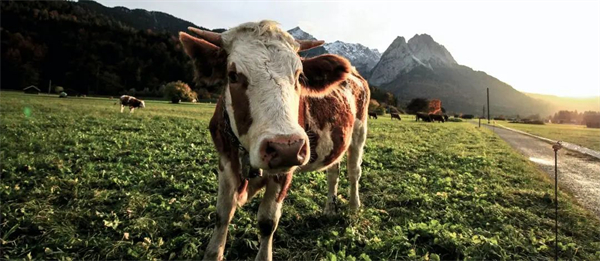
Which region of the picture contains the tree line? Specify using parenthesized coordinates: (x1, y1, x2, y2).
(1, 0, 221, 98)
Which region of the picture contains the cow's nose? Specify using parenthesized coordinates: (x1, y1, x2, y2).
(260, 135, 308, 169)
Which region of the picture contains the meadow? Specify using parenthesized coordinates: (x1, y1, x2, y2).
(1, 91, 599, 260)
(500, 122, 600, 151)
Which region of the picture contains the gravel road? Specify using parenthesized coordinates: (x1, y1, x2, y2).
(483, 124, 600, 218)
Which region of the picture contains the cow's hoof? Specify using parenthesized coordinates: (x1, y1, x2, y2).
(324, 196, 338, 215)
(349, 200, 361, 211)
(323, 205, 337, 216)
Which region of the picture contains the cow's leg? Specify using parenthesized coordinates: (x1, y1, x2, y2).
(255, 173, 292, 261)
(324, 162, 340, 215)
(129, 107, 135, 114)
(347, 121, 367, 211)
(120, 104, 124, 113)
(204, 157, 240, 261)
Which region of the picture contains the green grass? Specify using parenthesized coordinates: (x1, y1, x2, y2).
(500, 122, 600, 151)
(1, 91, 599, 260)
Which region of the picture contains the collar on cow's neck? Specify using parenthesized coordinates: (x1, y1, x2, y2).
(222, 100, 262, 179)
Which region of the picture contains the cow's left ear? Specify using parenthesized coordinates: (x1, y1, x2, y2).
(300, 54, 350, 96)
(179, 32, 227, 86)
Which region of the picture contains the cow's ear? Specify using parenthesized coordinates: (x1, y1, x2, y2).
(300, 54, 350, 96)
(179, 32, 227, 86)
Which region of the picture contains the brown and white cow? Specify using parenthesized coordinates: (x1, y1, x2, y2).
(179, 21, 369, 261)
(116, 95, 145, 113)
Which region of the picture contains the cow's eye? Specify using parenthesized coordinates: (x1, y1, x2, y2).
(228, 72, 238, 83)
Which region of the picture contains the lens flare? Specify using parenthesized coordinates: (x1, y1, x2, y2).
(24, 107, 32, 117)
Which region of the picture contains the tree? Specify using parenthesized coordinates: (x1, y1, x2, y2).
(406, 98, 429, 114)
(163, 81, 197, 102)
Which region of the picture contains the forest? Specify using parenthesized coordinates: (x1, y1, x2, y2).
(1, 0, 213, 97)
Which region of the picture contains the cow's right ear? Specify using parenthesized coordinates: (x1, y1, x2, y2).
(179, 32, 227, 86)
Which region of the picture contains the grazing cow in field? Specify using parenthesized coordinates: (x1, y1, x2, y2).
(430, 114, 445, 123)
(115, 95, 145, 113)
(391, 113, 401, 120)
(368, 112, 378, 119)
(443, 115, 449, 122)
(415, 112, 431, 122)
(179, 21, 369, 261)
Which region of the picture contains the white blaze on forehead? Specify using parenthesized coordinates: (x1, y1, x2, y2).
(220, 21, 308, 168)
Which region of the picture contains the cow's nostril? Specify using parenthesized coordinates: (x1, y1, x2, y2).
(265, 143, 277, 156)
(298, 143, 308, 160)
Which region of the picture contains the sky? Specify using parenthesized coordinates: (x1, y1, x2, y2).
(98, 0, 600, 98)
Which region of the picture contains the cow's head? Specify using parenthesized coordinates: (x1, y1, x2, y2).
(139, 100, 146, 108)
(180, 20, 350, 173)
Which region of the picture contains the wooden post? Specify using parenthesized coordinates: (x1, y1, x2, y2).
(487, 88, 490, 124)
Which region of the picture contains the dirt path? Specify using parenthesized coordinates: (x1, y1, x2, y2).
(482, 124, 600, 217)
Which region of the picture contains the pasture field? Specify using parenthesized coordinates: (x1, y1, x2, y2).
(500, 122, 600, 151)
(1, 91, 599, 260)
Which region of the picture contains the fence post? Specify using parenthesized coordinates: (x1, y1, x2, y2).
(552, 141, 562, 261)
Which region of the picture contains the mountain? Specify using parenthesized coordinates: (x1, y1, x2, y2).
(287, 27, 381, 76)
(288, 26, 317, 41)
(287, 27, 329, 58)
(524, 93, 600, 113)
(369, 34, 552, 116)
(324, 41, 381, 77)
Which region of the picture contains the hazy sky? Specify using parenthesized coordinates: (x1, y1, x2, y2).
(98, 0, 600, 98)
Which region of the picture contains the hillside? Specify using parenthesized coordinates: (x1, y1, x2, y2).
(524, 93, 600, 113)
(0, 0, 208, 97)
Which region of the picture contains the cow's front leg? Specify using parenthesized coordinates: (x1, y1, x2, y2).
(324, 162, 340, 215)
(204, 157, 240, 261)
(120, 105, 124, 113)
(256, 173, 292, 261)
(129, 107, 135, 114)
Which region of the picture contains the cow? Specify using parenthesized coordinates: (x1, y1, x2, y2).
(179, 21, 370, 261)
(115, 95, 145, 113)
(430, 114, 445, 123)
(443, 115, 449, 122)
(368, 112, 378, 119)
(391, 113, 401, 120)
(415, 112, 431, 122)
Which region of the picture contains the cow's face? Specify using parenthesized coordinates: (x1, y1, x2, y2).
(180, 21, 350, 173)
(139, 101, 145, 108)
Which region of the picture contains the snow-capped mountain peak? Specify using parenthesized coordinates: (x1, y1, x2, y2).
(323, 41, 381, 75)
(287, 26, 317, 41)
(286, 27, 382, 76)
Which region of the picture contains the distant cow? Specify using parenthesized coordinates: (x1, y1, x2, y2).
(368, 112, 378, 119)
(391, 113, 401, 120)
(430, 114, 445, 123)
(115, 95, 145, 113)
(416, 112, 431, 122)
(443, 115, 449, 121)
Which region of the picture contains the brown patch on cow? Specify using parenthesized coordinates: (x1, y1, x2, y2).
(300, 54, 350, 96)
(209, 98, 242, 185)
(304, 89, 354, 166)
(275, 172, 293, 203)
(350, 69, 370, 121)
(299, 97, 320, 164)
(228, 65, 253, 136)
